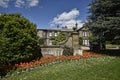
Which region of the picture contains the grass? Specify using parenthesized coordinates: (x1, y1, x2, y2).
(106, 44, 119, 48)
(1, 56, 120, 80)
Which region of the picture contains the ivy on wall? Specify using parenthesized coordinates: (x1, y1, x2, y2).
(50, 32, 68, 45)
(79, 37, 83, 45)
(38, 38, 44, 46)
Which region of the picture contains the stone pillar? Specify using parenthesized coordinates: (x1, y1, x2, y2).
(72, 31, 83, 55)
(72, 31, 79, 49)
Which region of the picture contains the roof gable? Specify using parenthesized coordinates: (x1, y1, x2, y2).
(78, 26, 89, 31)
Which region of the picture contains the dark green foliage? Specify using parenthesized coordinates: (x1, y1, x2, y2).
(79, 37, 83, 45)
(0, 13, 42, 76)
(38, 38, 44, 45)
(88, 0, 120, 45)
(50, 36, 55, 40)
(62, 46, 74, 56)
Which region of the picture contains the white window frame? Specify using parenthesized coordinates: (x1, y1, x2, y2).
(83, 39, 89, 46)
(83, 31, 88, 37)
(49, 40, 52, 45)
(49, 32, 52, 36)
(55, 32, 57, 36)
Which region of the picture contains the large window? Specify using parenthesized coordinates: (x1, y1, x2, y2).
(83, 39, 89, 46)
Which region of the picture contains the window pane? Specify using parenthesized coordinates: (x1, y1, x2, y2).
(55, 32, 57, 36)
(49, 32, 52, 36)
(83, 31, 87, 36)
(49, 40, 52, 45)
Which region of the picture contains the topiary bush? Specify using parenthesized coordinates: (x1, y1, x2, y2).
(62, 46, 74, 56)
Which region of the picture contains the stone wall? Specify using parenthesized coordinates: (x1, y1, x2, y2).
(72, 32, 79, 49)
(37, 30, 43, 37)
(40, 31, 83, 56)
(41, 46, 83, 56)
(74, 49, 83, 56)
(65, 36, 73, 47)
(41, 46, 63, 56)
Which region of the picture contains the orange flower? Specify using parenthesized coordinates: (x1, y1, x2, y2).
(14, 51, 103, 69)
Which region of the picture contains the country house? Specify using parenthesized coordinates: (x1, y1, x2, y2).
(37, 24, 91, 56)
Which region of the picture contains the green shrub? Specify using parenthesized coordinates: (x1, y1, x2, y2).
(62, 46, 74, 56)
(0, 13, 42, 77)
(79, 37, 83, 45)
(38, 38, 44, 46)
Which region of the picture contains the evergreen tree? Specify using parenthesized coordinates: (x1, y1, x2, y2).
(88, 0, 120, 44)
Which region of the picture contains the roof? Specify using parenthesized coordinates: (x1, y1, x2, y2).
(77, 25, 89, 31)
(37, 28, 74, 32)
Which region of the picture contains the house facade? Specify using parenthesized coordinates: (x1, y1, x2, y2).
(37, 25, 91, 56)
(37, 25, 91, 47)
(78, 25, 92, 46)
(37, 28, 73, 46)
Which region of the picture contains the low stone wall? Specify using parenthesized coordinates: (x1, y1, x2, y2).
(41, 46, 83, 56)
(41, 46, 63, 56)
(74, 49, 83, 56)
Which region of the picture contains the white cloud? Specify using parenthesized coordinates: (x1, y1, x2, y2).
(0, 0, 39, 8)
(0, 0, 9, 8)
(50, 8, 84, 29)
(15, 0, 39, 8)
(15, 0, 25, 8)
(28, 0, 39, 7)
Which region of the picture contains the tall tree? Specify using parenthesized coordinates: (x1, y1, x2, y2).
(88, 0, 120, 44)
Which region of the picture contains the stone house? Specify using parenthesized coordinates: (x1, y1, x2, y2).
(37, 25, 91, 56)
(37, 28, 73, 46)
(78, 25, 92, 46)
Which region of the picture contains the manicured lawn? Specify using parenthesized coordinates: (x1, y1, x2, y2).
(1, 56, 120, 80)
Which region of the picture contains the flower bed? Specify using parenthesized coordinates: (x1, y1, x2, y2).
(1, 51, 103, 78)
(14, 51, 102, 69)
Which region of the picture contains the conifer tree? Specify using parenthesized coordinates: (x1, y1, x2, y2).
(88, 0, 120, 44)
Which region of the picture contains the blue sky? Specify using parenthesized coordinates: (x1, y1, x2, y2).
(0, 0, 92, 29)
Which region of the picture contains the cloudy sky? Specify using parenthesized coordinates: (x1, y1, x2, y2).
(0, 0, 92, 29)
